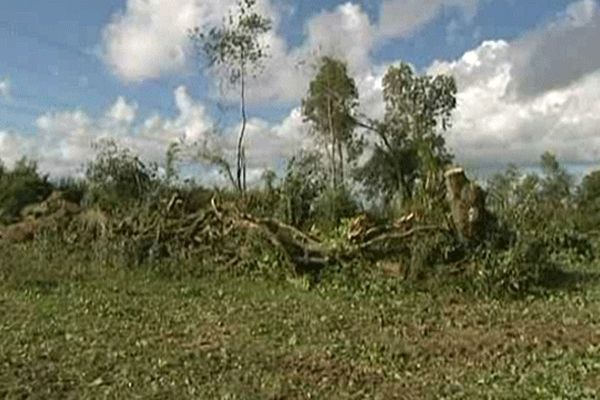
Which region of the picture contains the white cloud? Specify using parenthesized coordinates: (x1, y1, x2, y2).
(239, 108, 313, 167)
(106, 97, 137, 124)
(100, 0, 481, 105)
(33, 0, 600, 179)
(101, 0, 304, 103)
(304, 3, 376, 74)
(428, 38, 600, 170)
(507, 0, 600, 99)
(420, 1, 600, 170)
(0, 129, 26, 167)
(0, 89, 212, 177)
(0, 86, 313, 183)
(378, 0, 480, 39)
(101, 0, 236, 82)
(0, 79, 10, 98)
(240, 2, 378, 104)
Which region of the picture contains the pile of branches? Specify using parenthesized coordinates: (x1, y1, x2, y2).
(86, 194, 448, 270)
(0, 190, 451, 272)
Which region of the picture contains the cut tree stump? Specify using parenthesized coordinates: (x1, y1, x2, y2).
(445, 167, 488, 243)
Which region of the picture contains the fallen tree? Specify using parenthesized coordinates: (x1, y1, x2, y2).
(1, 167, 495, 274)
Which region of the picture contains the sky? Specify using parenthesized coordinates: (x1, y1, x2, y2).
(0, 0, 599, 182)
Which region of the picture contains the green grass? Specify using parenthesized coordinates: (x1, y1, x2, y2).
(1, 245, 599, 399)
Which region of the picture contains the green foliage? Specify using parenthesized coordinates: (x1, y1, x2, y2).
(55, 177, 87, 205)
(473, 234, 555, 295)
(0, 53, 595, 302)
(575, 168, 600, 235)
(540, 151, 574, 204)
(302, 57, 361, 189)
(0, 157, 53, 224)
(85, 140, 159, 211)
(312, 187, 359, 231)
(190, 0, 272, 84)
(190, 0, 272, 192)
(280, 150, 327, 228)
(195, 137, 237, 190)
(3, 242, 600, 399)
(357, 63, 456, 205)
(479, 156, 594, 294)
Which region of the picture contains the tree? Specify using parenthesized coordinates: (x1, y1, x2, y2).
(576, 169, 600, 232)
(0, 157, 53, 224)
(357, 63, 457, 205)
(85, 140, 158, 210)
(539, 151, 573, 204)
(302, 57, 360, 190)
(578, 170, 600, 206)
(190, 0, 272, 193)
(281, 151, 326, 228)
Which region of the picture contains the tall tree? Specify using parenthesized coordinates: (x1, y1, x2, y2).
(576, 169, 600, 232)
(302, 57, 360, 190)
(357, 63, 457, 205)
(539, 151, 573, 204)
(190, 0, 271, 192)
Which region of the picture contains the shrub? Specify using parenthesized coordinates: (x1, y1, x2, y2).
(0, 158, 53, 224)
(280, 151, 326, 228)
(85, 140, 159, 211)
(312, 186, 359, 231)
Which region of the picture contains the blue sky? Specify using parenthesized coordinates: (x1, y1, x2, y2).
(1, 0, 599, 179)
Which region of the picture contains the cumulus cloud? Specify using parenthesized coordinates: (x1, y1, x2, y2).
(418, 0, 600, 171)
(378, 0, 480, 39)
(101, 0, 236, 82)
(507, 0, 600, 99)
(234, 108, 312, 168)
(101, 0, 479, 104)
(0, 89, 211, 177)
(40, 0, 600, 178)
(106, 96, 138, 124)
(0, 129, 26, 167)
(0, 79, 10, 98)
(428, 39, 600, 170)
(304, 3, 376, 73)
(0, 86, 313, 182)
(101, 0, 306, 103)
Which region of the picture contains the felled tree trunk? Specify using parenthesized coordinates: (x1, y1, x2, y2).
(444, 167, 488, 243)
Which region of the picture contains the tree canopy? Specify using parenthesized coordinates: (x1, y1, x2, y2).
(302, 56, 361, 190)
(356, 63, 457, 205)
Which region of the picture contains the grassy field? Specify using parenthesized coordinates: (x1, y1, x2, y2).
(1, 246, 600, 399)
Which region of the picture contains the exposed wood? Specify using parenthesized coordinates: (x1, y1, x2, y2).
(445, 167, 489, 243)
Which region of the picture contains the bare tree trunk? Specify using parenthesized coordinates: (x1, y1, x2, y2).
(236, 62, 247, 193)
(327, 98, 337, 190)
(242, 147, 247, 192)
(338, 140, 344, 186)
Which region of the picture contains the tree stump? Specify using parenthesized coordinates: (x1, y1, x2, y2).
(445, 167, 488, 243)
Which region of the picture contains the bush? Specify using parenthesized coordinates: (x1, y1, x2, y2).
(280, 151, 326, 228)
(474, 161, 594, 295)
(85, 140, 160, 211)
(472, 234, 557, 295)
(312, 186, 359, 231)
(0, 158, 53, 224)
